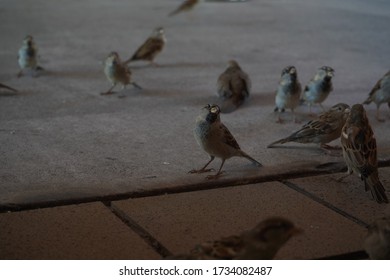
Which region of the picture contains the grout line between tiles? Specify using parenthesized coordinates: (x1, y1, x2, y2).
(279, 180, 369, 228)
(101, 201, 172, 258)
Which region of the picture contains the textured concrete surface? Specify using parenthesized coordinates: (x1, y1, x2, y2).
(0, 202, 159, 259)
(113, 180, 367, 260)
(1, 0, 390, 208)
(0, 0, 390, 260)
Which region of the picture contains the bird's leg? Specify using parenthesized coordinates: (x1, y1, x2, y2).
(292, 108, 300, 123)
(131, 82, 143, 90)
(319, 103, 325, 112)
(100, 84, 116, 95)
(189, 156, 215, 174)
(118, 85, 127, 98)
(337, 170, 352, 182)
(276, 109, 283, 124)
(206, 159, 225, 180)
(376, 107, 385, 122)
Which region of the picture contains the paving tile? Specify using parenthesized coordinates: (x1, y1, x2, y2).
(0, 203, 159, 259)
(289, 167, 390, 226)
(113, 182, 366, 259)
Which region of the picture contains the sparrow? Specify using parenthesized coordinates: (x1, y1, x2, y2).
(101, 51, 142, 95)
(274, 66, 302, 123)
(340, 104, 389, 204)
(168, 217, 302, 260)
(302, 66, 335, 114)
(364, 216, 390, 259)
(216, 60, 251, 113)
(168, 0, 199, 17)
(189, 104, 262, 179)
(123, 27, 166, 66)
(268, 103, 350, 149)
(363, 70, 390, 122)
(17, 35, 44, 78)
(0, 83, 18, 92)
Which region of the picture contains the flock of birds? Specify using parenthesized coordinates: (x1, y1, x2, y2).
(1, 0, 390, 260)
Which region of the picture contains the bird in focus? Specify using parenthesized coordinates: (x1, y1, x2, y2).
(302, 66, 335, 114)
(216, 60, 251, 113)
(364, 215, 390, 259)
(0, 83, 18, 93)
(101, 51, 142, 96)
(363, 70, 390, 122)
(268, 103, 350, 149)
(340, 104, 389, 204)
(17, 35, 44, 78)
(123, 27, 166, 66)
(168, 0, 199, 17)
(189, 104, 262, 179)
(274, 66, 302, 123)
(168, 217, 302, 260)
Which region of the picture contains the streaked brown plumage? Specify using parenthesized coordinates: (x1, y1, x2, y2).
(168, 0, 199, 17)
(101, 51, 141, 95)
(168, 217, 302, 260)
(363, 70, 390, 122)
(189, 104, 261, 179)
(268, 103, 350, 148)
(217, 60, 251, 113)
(340, 104, 388, 204)
(123, 27, 166, 66)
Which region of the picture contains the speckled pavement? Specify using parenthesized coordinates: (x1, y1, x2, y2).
(1, 0, 389, 259)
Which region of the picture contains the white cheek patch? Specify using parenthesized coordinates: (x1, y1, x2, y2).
(342, 131, 349, 139)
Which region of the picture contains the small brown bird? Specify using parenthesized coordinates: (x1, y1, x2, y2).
(168, 217, 302, 260)
(168, 0, 199, 17)
(340, 104, 389, 204)
(268, 103, 350, 149)
(101, 51, 141, 95)
(274, 66, 302, 123)
(364, 216, 390, 259)
(217, 60, 251, 113)
(363, 70, 390, 122)
(0, 83, 18, 92)
(189, 104, 262, 180)
(17, 35, 44, 78)
(123, 27, 166, 66)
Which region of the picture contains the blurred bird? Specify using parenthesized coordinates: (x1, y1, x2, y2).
(302, 66, 335, 114)
(189, 104, 262, 180)
(17, 35, 44, 78)
(0, 83, 18, 92)
(123, 27, 166, 66)
(274, 66, 302, 123)
(101, 51, 141, 95)
(364, 216, 390, 259)
(217, 60, 251, 113)
(363, 70, 390, 122)
(268, 103, 350, 149)
(168, 217, 302, 260)
(168, 0, 199, 17)
(340, 104, 389, 204)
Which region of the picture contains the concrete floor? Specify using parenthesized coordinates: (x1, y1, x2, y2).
(1, 0, 390, 259)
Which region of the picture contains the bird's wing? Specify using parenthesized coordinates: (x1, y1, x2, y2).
(130, 38, 164, 61)
(219, 123, 241, 150)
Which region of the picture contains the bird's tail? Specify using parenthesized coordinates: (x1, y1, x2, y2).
(365, 175, 389, 204)
(267, 137, 291, 148)
(123, 55, 136, 65)
(168, 8, 181, 17)
(362, 95, 372, 105)
(240, 151, 263, 167)
(0, 83, 18, 92)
